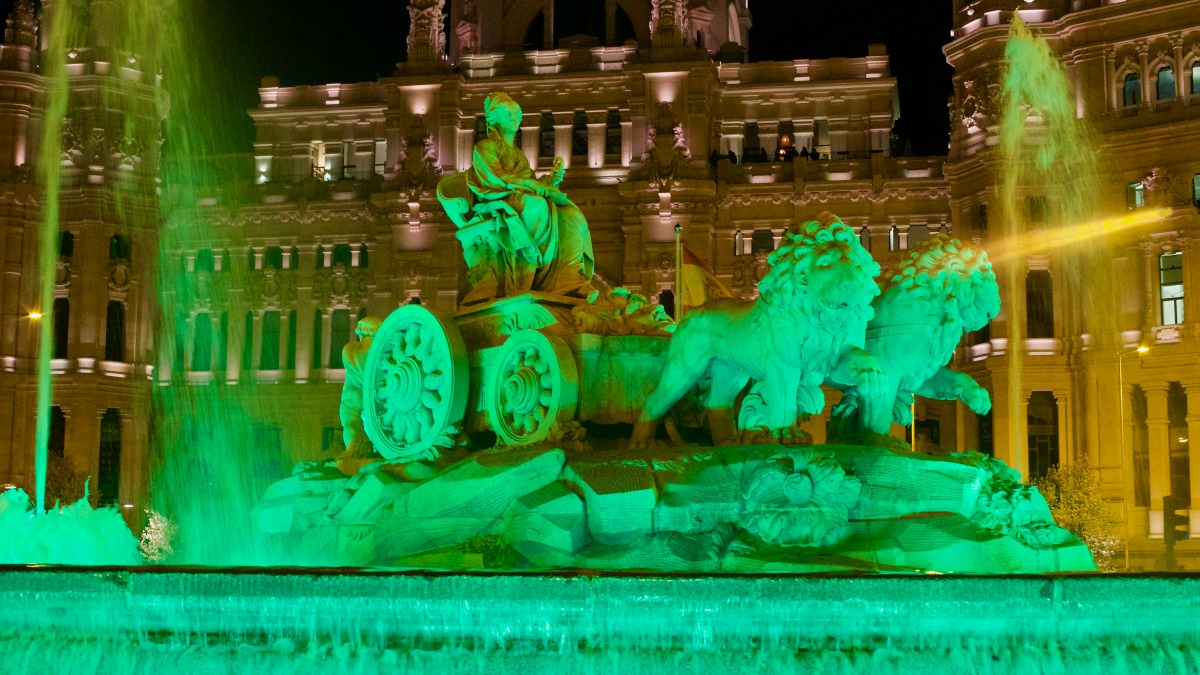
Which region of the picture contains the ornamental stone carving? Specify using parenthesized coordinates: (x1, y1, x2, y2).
(314, 264, 369, 308)
(55, 256, 72, 290)
(397, 115, 441, 202)
(249, 268, 298, 310)
(407, 0, 447, 62)
(642, 102, 691, 189)
(108, 259, 130, 294)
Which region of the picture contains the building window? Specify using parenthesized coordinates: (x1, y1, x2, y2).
(1127, 182, 1145, 210)
(104, 300, 125, 362)
(98, 409, 121, 507)
(241, 311, 254, 372)
(173, 312, 186, 373)
(572, 110, 587, 157)
(109, 235, 130, 261)
(329, 309, 351, 369)
(359, 243, 369, 269)
(605, 109, 621, 156)
(974, 203, 988, 232)
(49, 406, 65, 459)
(192, 313, 211, 372)
(1026, 195, 1049, 224)
(750, 228, 775, 254)
(332, 244, 353, 268)
(1160, 252, 1184, 325)
(1193, 173, 1200, 208)
(859, 226, 871, 252)
(744, 122, 760, 160)
(195, 249, 215, 272)
(264, 246, 283, 270)
(775, 121, 797, 162)
(539, 112, 555, 159)
(217, 313, 228, 373)
(813, 119, 830, 158)
(888, 225, 899, 252)
(1123, 73, 1141, 107)
(52, 297, 69, 359)
(977, 409, 993, 457)
(374, 140, 387, 176)
(286, 309, 297, 370)
(58, 232, 74, 257)
(1027, 391, 1059, 480)
(658, 289, 675, 320)
(1025, 269, 1055, 338)
(1156, 66, 1175, 101)
(311, 309, 323, 369)
(260, 311, 280, 370)
(908, 223, 930, 249)
(1192, 61, 1200, 95)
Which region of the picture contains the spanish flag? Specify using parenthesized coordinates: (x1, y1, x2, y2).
(679, 246, 732, 314)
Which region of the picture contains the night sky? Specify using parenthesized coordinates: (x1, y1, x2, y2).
(3, 0, 953, 155)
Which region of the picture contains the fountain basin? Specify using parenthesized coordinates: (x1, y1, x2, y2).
(2, 567, 1198, 673)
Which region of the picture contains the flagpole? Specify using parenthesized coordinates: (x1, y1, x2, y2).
(674, 223, 682, 319)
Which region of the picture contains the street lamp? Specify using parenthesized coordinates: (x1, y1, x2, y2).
(1117, 344, 1149, 570)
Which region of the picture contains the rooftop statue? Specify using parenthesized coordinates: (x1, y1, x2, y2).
(831, 234, 1000, 442)
(631, 212, 884, 446)
(438, 92, 595, 304)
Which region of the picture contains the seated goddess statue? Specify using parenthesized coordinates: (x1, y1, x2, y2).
(438, 93, 595, 304)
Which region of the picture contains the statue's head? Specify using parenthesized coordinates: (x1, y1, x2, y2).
(887, 234, 1000, 331)
(355, 316, 383, 341)
(483, 93, 522, 135)
(758, 212, 881, 331)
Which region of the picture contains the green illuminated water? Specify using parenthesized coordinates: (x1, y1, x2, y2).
(997, 17, 1112, 464)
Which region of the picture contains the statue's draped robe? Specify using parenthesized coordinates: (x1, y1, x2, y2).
(467, 136, 594, 296)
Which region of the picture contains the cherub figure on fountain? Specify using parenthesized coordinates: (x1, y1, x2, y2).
(339, 316, 384, 460)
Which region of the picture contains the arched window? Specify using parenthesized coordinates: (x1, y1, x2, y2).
(192, 313, 212, 371)
(329, 309, 351, 369)
(263, 246, 283, 270)
(1026, 392, 1059, 480)
(539, 112, 555, 159)
(58, 232, 74, 257)
(859, 226, 871, 252)
(553, 0, 604, 46)
(572, 110, 588, 157)
(48, 406, 65, 459)
(332, 244, 352, 267)
(109, 235, 130, 260)
(524, 11, 545, 50)
(260, 311, 280, 370)
(98, 408, 121, 507)
(605, 109, 622, 156)
(1156, 66, 1176, 101)
(52, 297, 69, 359)
(1123, 72, 1141, 107)
(1025, 269, 1055, 338)
(195, 249, 215, 273)
(104, 300, 125, 362)
(1192, 61, 1200, 95)
(659, 289, 676, 319)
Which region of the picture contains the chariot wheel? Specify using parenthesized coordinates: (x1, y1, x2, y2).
(489, 329, 578, 446)
(363, 305, 469, 462)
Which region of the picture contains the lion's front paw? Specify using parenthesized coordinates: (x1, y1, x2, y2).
(850, 353, 885, 397)
(771, 424, 813, 446)
(960, 382, 992, 415)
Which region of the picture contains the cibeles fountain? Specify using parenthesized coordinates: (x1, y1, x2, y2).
(256, 92, 1090, 574)
(5, 7, 1200, 673)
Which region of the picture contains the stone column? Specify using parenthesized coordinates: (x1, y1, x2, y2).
(587, 115, 606, 168)
(1120, 381, 1138, 511)
(1144, 383, 1171, 538)
(521, 124, 538, 170)
(554, 119, 572, 167)
(320, 310, 334, 373)
(1143, 247, 1159, 333)
(1138, 46, 1151, 106)
(229, 310, 246, 383)
(1173, 39, 1185, 100)
(1184, 382, 1200, 536)
(1054, 389, 1073, 469)
(208, 313, 219, 376)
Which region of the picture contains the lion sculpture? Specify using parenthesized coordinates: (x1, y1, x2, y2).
(632, 212, 884, 446)
(831, 234, 1000, 440)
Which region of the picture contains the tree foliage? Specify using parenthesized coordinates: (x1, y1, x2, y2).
(1033, 462, 1123, 571)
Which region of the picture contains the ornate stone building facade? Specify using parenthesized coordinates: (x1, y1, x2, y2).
(3, 0, 1196, 570)
(0, 0, 161, 514)
(945, 0, 1200, 568)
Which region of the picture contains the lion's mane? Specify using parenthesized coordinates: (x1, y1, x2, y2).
(879, 233, 996, 317)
